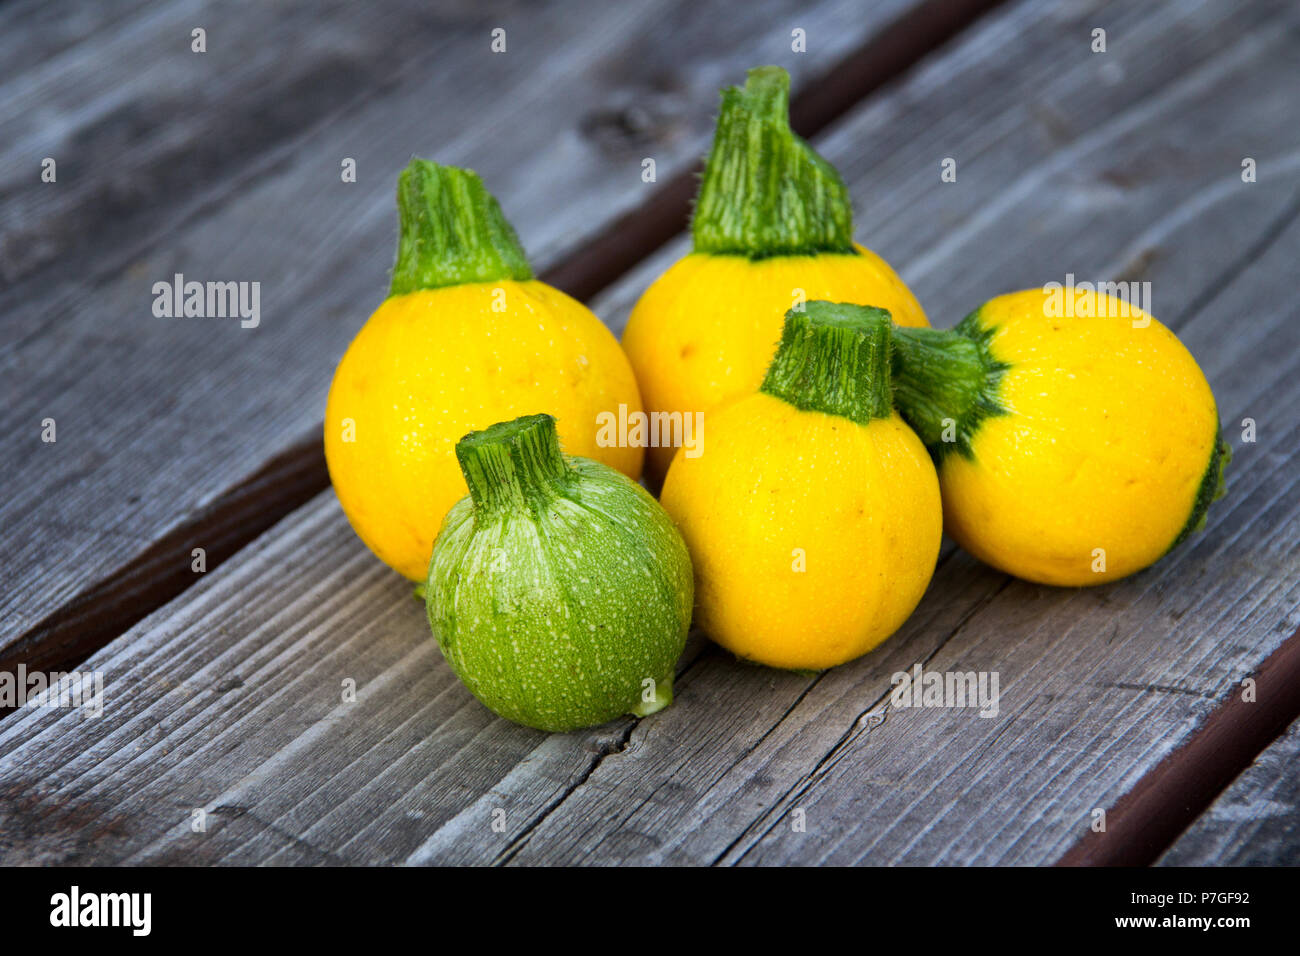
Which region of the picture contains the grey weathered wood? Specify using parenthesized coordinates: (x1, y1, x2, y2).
(0, 0, 496, 288)
(1157, 715, 1300, 866)
(0, 0, 155, 86)
(2, 0, 1297, 865)
(0, 0, 922, 662)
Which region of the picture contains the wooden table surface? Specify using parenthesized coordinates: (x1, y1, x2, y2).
(2, 0, 1297, 866)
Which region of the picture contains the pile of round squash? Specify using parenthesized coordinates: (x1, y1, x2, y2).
(324, 67, 1227, 732)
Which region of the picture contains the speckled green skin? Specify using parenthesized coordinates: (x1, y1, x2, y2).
(426, 457, 693, 732)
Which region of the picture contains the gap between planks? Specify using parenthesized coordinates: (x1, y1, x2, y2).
(1, 0, 1011, 684)
(1058, 626, 1300, 866)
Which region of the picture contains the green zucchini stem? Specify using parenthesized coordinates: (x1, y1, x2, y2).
(389, 158, 532, 296)
(455, 414, 572, 515)
(691, 66, 857, 258)
(761, 301, 893, 424)
(888, 315, 1009, 460)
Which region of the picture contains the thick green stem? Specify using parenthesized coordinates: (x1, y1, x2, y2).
(691, 66, 856, 258)
(389, 159, 532, 296)
(455, 414, 572, 515)
(888, 314, 1008, 460)
(760, 302, 893, 424)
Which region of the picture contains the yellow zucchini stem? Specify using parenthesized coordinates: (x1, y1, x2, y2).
(888, 316, 1009, 460)
(691, 66, 856, 258)
(455, 414, 572, 515)
(760, 301, 893, 424)
(389, 158, 532, 296)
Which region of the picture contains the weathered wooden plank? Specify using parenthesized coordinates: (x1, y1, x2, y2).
(1157, 714, 1300, 866)
(1056, 624, 1300, 866)
(0, 0, 156, 82)
(2, 0, 1296, 866)
(0, 0, 490, 288)
(0, 0, 930, 672)
(472, 0, 1300, 865)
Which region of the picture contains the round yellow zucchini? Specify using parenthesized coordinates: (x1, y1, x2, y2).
(889, 287, 1229, 586)
(661, 302, 942, 670)
(325, 160, 643, 580)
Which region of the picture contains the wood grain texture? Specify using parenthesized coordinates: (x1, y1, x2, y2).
(0, 0, 925, 670)
(1, 0, 541, 290)
(1158, 714, 1300, 866)
(2, 0, 1297, 865)
(0, 0, 155, 84)
(1056, 625, 1300, 866)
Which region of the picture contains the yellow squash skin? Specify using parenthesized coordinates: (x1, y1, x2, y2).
(660, 392, 941, 671)
(325, 279, 643, 580)
(623, 245, 928, 480)
(939, 289, 1220, 586)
